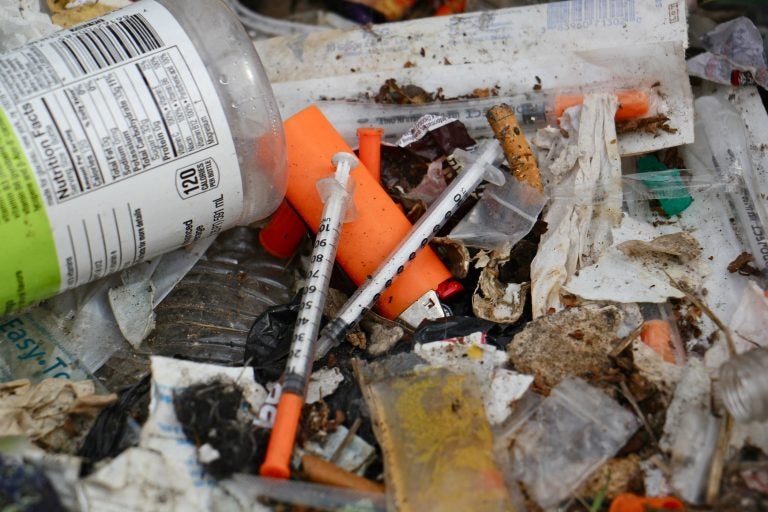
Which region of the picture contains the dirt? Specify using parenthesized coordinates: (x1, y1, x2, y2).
(506, 305, 624, 393)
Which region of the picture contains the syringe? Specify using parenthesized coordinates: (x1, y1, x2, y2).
(315, 139, 505, 358)
(260, 152, 357, 479)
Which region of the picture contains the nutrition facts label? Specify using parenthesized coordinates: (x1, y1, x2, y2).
(9, 46, 218, 205)
(0, 2, 243, 313)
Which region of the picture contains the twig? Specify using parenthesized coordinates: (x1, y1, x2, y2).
(330, 417, 362, 464)
(706, 412, 734, 506)
(619, 381, 659, 450)
(663, 272, 736, 355)
(609, 324, 643, 358)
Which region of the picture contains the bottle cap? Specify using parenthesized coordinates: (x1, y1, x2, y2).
(435, 279, 464, 300)
(259, 201, 306, 259)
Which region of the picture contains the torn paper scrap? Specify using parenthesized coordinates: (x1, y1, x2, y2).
(564, 232, 706, 303)
(139, 357, 267, 508)
(77, 447, 204, 512)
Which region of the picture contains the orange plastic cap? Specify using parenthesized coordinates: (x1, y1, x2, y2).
(259, 201, 306, 259)
(260, 393, 304, 479)
(555, 89, 650, 123)
(640, 319, 676, 364)
(357, 127, 384, 182)
(609, 493, 684, 512)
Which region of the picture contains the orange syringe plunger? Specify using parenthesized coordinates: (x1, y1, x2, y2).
(284, 106, 452, 320)
(357, 127, 384, 182)
(259, 200, 307, 259)
(554, 89, 650, 123)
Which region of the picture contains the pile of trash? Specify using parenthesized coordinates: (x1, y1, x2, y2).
(2, 0, 768, 511)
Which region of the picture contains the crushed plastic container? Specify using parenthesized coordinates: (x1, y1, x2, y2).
(0, 0, 286, 316)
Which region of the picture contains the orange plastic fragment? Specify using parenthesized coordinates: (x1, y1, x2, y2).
(640, 319, 676, 364)
(609, 493, 684, 512)
(554, 90, 650, 122)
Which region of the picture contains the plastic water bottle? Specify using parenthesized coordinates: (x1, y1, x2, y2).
(0, 0, 285, 315)
(718, 347, 768, 422)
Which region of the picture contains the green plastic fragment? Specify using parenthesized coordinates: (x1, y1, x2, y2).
(637, 155, 693, 217)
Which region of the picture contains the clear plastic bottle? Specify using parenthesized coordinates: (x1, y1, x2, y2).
(718, 347, 768, 422)
(0, 0, 285, 315)
(95, 225, 297, 389)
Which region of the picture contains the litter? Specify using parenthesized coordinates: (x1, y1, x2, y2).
(356, 355, 515, 512)
(0, 378, 115, 453)
(315, 138, 506, 357)
(261, 152, 355, 479)
(2, 2, 768, 510)
(496, 377, 640, 509)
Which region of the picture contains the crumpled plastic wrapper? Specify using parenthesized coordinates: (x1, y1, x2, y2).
(687, 16, 767, 90)
(530, 94, 622, 318)
(0, 0, 59, 52)
(0, 379, 116, 453)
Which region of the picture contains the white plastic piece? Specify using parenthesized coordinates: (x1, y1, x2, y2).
(305, 367, 344, 404)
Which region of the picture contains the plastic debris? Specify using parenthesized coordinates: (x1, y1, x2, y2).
(687, 16, 767, 90)
(356, 355, 515, 512)
(661, 358, 719, 504)
(496, 377, 639, 509)
(77, 376, 150, 468)
(449, 170, 546, 252)
(609, 493, 684, 512)
(257, 2, 694, 154)
(211, 473, 386, 512)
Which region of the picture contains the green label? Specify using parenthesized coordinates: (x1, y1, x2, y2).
(0, 107, 59, 316)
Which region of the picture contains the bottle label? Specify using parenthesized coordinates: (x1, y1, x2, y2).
(0, 1, 242, 315)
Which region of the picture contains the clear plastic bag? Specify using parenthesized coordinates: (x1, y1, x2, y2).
(496, 377, 639, 509)
(449, 176, 546, 252)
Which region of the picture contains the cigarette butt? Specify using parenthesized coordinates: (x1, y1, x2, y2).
(555, 90, 650, 122)
(486, 104, 543, 192)
(301, 453, 385, 494)
(357, 127, 384, 182)
(639, 319, 676, 364)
